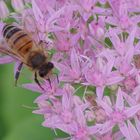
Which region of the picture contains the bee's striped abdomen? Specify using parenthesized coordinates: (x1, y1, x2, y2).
(2, 24, 33, 55)
(3, 25, 21, 39)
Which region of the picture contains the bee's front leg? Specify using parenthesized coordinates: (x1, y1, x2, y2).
(34, 72, 45, 91)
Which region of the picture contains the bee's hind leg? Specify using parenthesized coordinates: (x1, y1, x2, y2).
(15, 62, 23, 86)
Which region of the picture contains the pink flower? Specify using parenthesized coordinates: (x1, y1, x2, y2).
(95, 131, 124, 140)
(107, 0, 139, 31)
(108, 27, 137, 76)
(0, 1, 9, 19)
(1, 0, 140, 139)
(33, 84, 97, 139)
(0, 56, 15, 64)
(11, 0, 24, 12)
(120, 120, 140, 140)
(94, 88, 140, 136)
(23, 78, 62, 96)
(84, 56, 124, 99)
(89, 19, 105, 40)
(122, 77, 137, 93)
(54, 48, 82, 82)
(127, 0, 140, 12)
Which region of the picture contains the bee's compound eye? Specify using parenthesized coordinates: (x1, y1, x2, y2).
(47, 62, 54, 69)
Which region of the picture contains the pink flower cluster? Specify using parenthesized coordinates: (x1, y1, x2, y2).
(1, 0, 140, 139)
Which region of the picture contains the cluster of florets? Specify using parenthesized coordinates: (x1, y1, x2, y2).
(1, 0, 140, 139)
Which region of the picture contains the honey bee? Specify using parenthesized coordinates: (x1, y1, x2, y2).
(0, 24, 54, 90)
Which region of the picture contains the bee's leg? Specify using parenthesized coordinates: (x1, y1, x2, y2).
(34, 72, 44, 91)
(15, 62, 23, 86)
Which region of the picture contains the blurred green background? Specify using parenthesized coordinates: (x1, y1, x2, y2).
(0, 64, 67, 140)
(0, 0, 67, 140)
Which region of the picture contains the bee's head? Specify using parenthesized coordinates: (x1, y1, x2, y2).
(39, 62, 54, 78)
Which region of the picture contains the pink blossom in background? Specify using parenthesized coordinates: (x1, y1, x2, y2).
(1, 0, 140, 139)
(0, 1, 9, 19)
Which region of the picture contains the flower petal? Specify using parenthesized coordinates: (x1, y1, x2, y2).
(74, 105, 86, 127)
(127, 120, 140, 140)
(70, 48, 80, 72)
(115, 88, 124, 110)
(119, 122, 131, 140)
(125, 104, 140, 118)
(96, 86, 105, 100)
(135, 117, 140, 131)
(34, 94, 48, 103)
(96, 99, 113, 115)
(97, 121, 113, 135)
(22, 83, 42, 93)
(32, 0, 44, 21)
(105, 58, 115, 75)
(0, 56, 14, 64)
(106, 72, 124, 85)
(123, 93, 135, 106)
(88, 125, 101, 135)
(126, 26, 137, 49)
(62, 84, 74, 110)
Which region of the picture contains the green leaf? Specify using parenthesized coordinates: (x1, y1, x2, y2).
(48, 33, 55, 40)
(25, 2, 32, 8)
(2, 17, 17, 24)
(70, 28, 78, 34)
(104, 37, 113, 48)
(48, 49, 56, 55)
(87, 15, 94, 24)
(79, 38, 84, 47)
(104, 87, 111, 96)
(5, 0, 15, 12)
